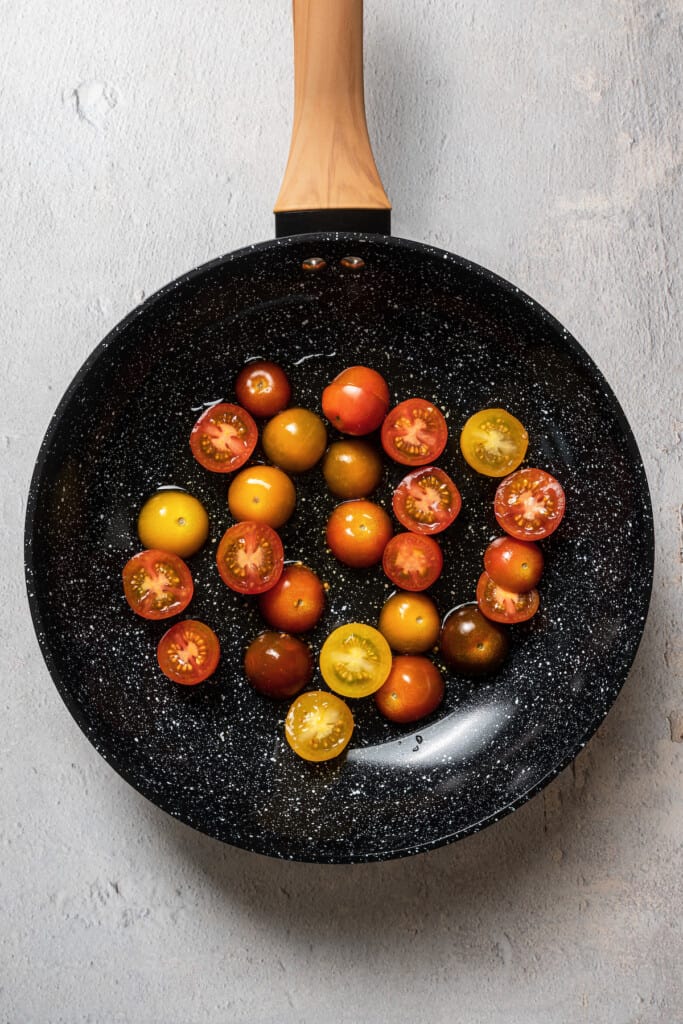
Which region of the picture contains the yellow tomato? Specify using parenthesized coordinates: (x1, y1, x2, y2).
(460, 408, 528, 477)
(319, 623, 392, 698)
(285, 690, 354, 762)
(137, 490, 209, 558)
(262, 408, 327, 473)
(322, 440, 383, 498)
(227, 465, 296, 528)
(378, 592, 441, 654)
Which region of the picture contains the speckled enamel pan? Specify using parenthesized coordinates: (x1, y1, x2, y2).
(24, 5, 653, 863)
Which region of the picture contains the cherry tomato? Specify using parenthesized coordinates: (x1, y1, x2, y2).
(235, 361, 291, 418)
(326, 500, 393, 568)
(381, 399, 448, 466)
(258, 564, 325, 633)
(393, 466, 462, 535)
(374, 656, 445, 724)
(189, 402, 258, 473)
(262, 408, 327, 473)
(460, 408, 528, 477)
(378, 592, 441, 654)
(319, 623, 392, 698)
(440, 602, 510, 676)
(244, 631, 313, 699)
(137, 490, 209, 559)
(494, 468, 566, 540)
(122, 549, 193, 620)
(382, 532, 443, 591)
(157, 619, 220, 685)
(216, 521, 284, 594)
(322, 440, 383, 499)
(322, 365, 390, 436)
(285, 690, 354, 762)
(227, 465, 296, 528)
(484, 536, 544, 592)
(476, 571, 540, 624)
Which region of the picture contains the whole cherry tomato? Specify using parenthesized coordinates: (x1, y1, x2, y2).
(326, 500, 393, 568)
(322, 366, 390, 436)
(258, 564, 325, 633)
(322, 440, 383, 499)
(378, 591, 441, 654)
(137, 490, 209, 559)
(440, 603, 509, 676)
(484, 536, 544, 592)
(228, 465, 296, 528)
(262, 408, 327, 473)
(244, 631, 313, 699)
(235, 361, 291, 418)
(374, 656, 445, 724)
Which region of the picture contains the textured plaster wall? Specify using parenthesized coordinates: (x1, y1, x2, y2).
(1, 1, 681, 1022)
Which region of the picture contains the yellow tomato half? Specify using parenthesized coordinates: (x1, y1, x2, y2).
(319, 623, 392, 698)
(460, 408, 528, 477)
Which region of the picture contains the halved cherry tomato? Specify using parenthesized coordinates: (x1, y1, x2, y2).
(157, 619, 220, 685)
(326, 500, 393, 568)
(262, 408, 327, 473)
(190, 402, 258, 473)
(319, 623, 392, 698)
(137, 490, 209, 559)
(382, 533, 443, 591)
(378, 592, 441, 654)
(476, 571, 540, 624)
(393, 466, 462, 535)
(381, 399, 448, 466)
(244, 631, 313, 699)
(122, 549, 193, 620)
(460, 408, 528, 477)
(322, 366, 390, 436)
(258, 564, 325, 633)
(484, 536, 544, 592)
(235, 361, 291, 418)
(374, 656, 445, 724)
(494, 468, 566, 540)
(285, 690, 354, 762)
(227, 465, 296, 528)
(322, 440, 383, 499)
(440, 602, 510, 676)
(216, 521, 284, 594)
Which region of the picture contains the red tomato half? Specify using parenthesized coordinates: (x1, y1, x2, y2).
(190, 402, 258, 473)
(393, 466, 462, 534)
(216, 521, 284, 594)
(322, 366, 390, 436)
(476, 571, 540, 624)
(381, 399, 448, 466)
(494, 468, 566, 541)
(122, 549, 193, 620)
(157, 619, 220, 685)
(382, 532, 443, 591)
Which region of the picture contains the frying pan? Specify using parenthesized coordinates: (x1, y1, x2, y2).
(25, 1, 653, 863)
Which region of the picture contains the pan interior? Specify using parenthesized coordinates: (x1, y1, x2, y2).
(26, 234, 652, 862)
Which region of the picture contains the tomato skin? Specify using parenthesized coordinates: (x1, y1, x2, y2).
(393, 466, 462, 535)
(440, 602, 510, 676)
(189, 403, 258, 473)
(460, 408, 528, 477)
(216, 521, 284, 595)
(378, 592, 441, 654)
(285, 691, 354, 762)
(381, 399, 448, 466)
(484, 536, 544, 592)
(235, 361, 291, 418)
(244, 631, 313, 699)
(137, 490, 209, 559)
(374, 656, 445, 724)
(262, 408, 327, 473)
(326, 500, 393, 568)
(258, 564, 325, 633)
(122, 549, 194, 620)
(227, 465, 296, 528)
(494, 468, 566, 541)
(476, 571, 540, 624)
(320, 623, 392, 698)
(322, 440, 383, 499)
(382, 533, 443, 591)
(322, 366, 390, 436)
(157, 619, 220, 685)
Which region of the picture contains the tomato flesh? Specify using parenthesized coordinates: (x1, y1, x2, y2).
(382, 533, 443, 591)
(476, 571, 539, 624)
(484, 536, 544, 592)
(440, 602, 510, 675)
(319, 623, 392, 698)
(374, 656, 445, 724)
(258, 564, 325, 633)
(285, 691, 354, 762)
(216, 521, 284, 594)
(122, 549, 193, 620)
(393, 466, 462, 534)
(244, 631, 313, 699)
(381, 399, 448, 466)
(322, 365, 390, 436)
(157, 619, 220, 684)
(190, 402, 257, 473)
(460, 408, 528, 477)
(494, 468, 566, 540)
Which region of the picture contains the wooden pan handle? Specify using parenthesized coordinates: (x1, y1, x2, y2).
(274, 0, 391, 232)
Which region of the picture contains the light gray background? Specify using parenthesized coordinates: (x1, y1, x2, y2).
(2, 2, 681, 1022)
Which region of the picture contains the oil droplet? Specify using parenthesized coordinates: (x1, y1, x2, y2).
(302, 257, 326, 272)
(340, 255, 365, 270)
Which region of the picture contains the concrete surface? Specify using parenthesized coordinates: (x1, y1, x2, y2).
(2, 1, 681, 1021)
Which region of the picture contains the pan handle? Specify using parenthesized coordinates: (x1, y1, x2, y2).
(274, 0, 391, 237)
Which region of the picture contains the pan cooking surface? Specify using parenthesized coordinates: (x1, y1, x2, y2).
(25, 234, 653, 862)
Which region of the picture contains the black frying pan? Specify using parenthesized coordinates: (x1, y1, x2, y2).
(25, 2, 653, 863)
